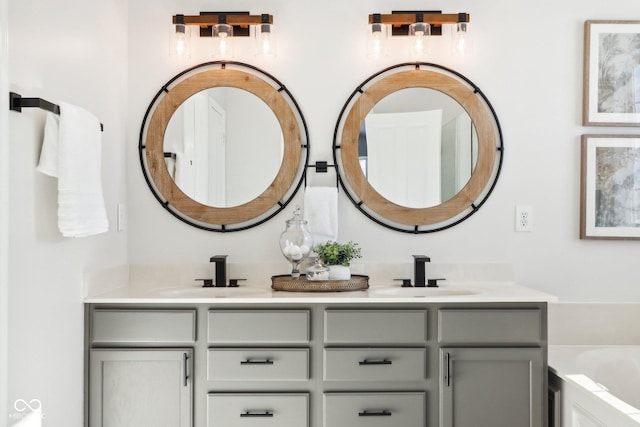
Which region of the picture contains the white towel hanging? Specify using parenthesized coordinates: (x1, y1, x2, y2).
(37, 102, 109, 237)
(36, 112, 60, 177)
(303, 186, 338, 246)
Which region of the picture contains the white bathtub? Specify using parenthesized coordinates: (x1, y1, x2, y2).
(549, 346, 640, 426)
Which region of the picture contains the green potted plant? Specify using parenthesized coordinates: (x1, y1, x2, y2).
(313, 241, 362, 280)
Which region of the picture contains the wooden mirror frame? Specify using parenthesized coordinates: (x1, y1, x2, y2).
(334, 63, 503, 233)
(140, 62, 309, 232)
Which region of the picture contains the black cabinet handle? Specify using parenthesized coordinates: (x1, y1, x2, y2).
(183, 353, 189, 387)
(359, 359, 392, 365)
(445, 352, 451, 387)
(240, 359, 274, 365)
(359, 410, 392, 416)
(240, 411, 274, 418)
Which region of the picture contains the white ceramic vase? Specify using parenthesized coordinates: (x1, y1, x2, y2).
(329, 265, 351, 280)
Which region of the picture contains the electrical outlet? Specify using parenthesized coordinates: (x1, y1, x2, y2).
(515, 205, 533, 232)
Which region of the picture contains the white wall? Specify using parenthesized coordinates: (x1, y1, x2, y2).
(128, 0, 640, 303)
(7, 0, 128, 425)
(0, 0, 9, 422)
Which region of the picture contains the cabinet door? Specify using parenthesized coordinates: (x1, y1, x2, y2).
(440, 348, 544, 427)
(90, 349, 192, 427)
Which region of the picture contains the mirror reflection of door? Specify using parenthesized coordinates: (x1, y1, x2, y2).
(164, 87, 283, 207)
(208, 97, 226, 206)
(441, 113, 478, 202)
(359, 88, 478, 208)
(164, 91, 226, 206)
(365, 110, 442, 208)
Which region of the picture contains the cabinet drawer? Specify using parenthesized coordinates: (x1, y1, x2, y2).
(208, 310, 310, 344)
(207, 349, 309, 381)
(324, 348, 426, 382)
(324, 309, 427, 344)
(438, 309, 543, 345)
(207, 393, 309, 427)
(323, 392, 425, 427)
(92, 309, 196, 344)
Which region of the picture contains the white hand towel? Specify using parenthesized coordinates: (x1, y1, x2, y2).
(36, 112, 60, 177)
(303, 186, 338, 246)
(56, 102, 108, 237)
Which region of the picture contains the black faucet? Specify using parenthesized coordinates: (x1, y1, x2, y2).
(413, 255, 430, 287)
(210, 255, 228, 287)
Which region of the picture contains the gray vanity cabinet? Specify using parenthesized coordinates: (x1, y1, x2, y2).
(86, 302, 547, 427)
(439, 348, 544, 427)
(88, 309, 197, 427)
(323, 309, 428, 426)
(437, 308, 546, 427)
(206, 309, 311, 427)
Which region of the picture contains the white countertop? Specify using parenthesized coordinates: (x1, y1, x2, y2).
(84, 281, 556, 304)
(83, 263, 556, 304)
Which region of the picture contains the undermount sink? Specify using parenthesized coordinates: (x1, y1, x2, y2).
(147, 286, 265, 298)
(370, 287, 479, 297)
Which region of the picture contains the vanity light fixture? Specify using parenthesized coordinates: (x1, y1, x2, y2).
(212, 15, 235, 59)
(171, 12, 276, 59)
(255, 14, 276, 59)
(170, 14, 191, 58)
(452, 15, 472, 56)
(367, 11, 471, 58)
(409, 13, 431, 58)
(366, 14, 389, 59)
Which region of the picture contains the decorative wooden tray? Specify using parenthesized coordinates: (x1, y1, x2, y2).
(271, 274, 369, 292)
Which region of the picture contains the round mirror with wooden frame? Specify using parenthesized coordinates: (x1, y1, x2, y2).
(334, 63, 503, 233)
(140, 62, 309, 232)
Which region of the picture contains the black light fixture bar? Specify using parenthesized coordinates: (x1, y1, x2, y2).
(369, 11, 470, 36)
(172, 12, 274, 37)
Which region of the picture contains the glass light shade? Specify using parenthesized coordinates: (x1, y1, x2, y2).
(409, 22, 431, 57)
(256, 23, 277, 58)
(452, 22, 472, 56)
(366, 23, 389, 59)
(212, 23, 234, 58)
(170, 23, 191, 58)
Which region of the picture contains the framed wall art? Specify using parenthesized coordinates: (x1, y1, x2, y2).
(583, 20, 640, 126)
(581, 135, 640, 239)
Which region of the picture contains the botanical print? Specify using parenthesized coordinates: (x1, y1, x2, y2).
(595, 146, 640, 227)
(598, 32, 640, 114)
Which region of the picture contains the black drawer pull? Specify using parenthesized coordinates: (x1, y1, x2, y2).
(359, 358, 392, 365)
(240, 411, 274, 418)
(240, 359, 274, 365)
(359, 410, 392, 417)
